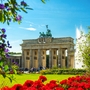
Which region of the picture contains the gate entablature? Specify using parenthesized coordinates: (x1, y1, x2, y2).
(21, 37, 74, 45)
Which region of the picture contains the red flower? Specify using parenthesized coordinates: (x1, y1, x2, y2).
(86, 77, 90, 82)
(68, 87, 76, 90)
(78, 82, 86, 88)
(38, 75, 47, 82)
(75, 76, 82, 82)
(26, 87, 36, 90)
(32, 80, 44, 89)
(84, 83, 90, 89)
(78, 87, 84, 90)
(44, 80, 58, 89)
(67, 79, 72, 86)
(56, 87, 64, 90)
(49, 80, 57, 84)
(49, 83, 58, 89)
(60, 79, 67, 85)
(11, 84, 23, 90)
(1, 86, 10, 90)
(42, 85, 52, 90)
(23, 80, 33, 88)
(68, 77, 76, 81)
(71, 82, 78, 87)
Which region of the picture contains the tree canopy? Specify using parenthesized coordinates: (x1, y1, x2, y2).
(0, 0, 46, 25)
(0, 0, 46, 79)
(78, 28, 90, 71)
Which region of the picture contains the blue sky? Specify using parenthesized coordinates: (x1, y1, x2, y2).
(1, 0, 90, 52)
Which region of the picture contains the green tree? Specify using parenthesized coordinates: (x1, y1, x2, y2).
(0, 0, 46, 80)
(0, 0, 46, 24)
(78, 28, 90, 72)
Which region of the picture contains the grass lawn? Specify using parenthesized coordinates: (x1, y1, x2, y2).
(0, 74, 76, 88)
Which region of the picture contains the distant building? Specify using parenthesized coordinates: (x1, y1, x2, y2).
(8, 53, 22, 68)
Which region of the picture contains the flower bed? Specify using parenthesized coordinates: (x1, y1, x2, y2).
(1, 75, 90, 90)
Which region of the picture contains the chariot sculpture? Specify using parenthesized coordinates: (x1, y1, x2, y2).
(39, 25, 52, 38)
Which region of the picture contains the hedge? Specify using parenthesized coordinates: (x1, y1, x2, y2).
(40, 69, 86, 75)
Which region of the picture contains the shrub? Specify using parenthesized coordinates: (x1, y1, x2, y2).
(40, 68, 86, 75)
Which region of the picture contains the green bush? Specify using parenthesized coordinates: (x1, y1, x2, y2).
(40, 68, 86, 75)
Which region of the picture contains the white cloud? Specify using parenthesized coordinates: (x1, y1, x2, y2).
(25, 27, 36, 31)
(19, 27, 36, 31)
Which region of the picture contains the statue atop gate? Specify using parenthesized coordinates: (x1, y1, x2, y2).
(46, 29, 52, 37)
(39, 25, 52, 38)
(39, 32, 46, 37)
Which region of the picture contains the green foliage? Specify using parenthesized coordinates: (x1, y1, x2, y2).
(0, 0, 46, 83)
(40, 68, 86, 75)
(0, 0, 32, 82)
(0, 0, 33, 25)
(41, 0, 46, 4)
(0, 28, 11, 78)
(4, 65, 9, 72)
(78, 29, 90, 72)
(52, 66, 58, 69)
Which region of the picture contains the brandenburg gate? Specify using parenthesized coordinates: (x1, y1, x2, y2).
(20, 26, 75, 70)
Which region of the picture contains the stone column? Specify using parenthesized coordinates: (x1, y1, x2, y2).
(58, 48, 62, 68)
(67, 48, 71, 68)
(38, 49, 41, 68)
(18, 57, 20, 67)
(52, 49, 57, 67)
(20, 56, 22, 67)
(62, 49, 65, 68)
(49, 49, 52, 68)
(30, 49, 33, 68)
(22, 49, 25, 69)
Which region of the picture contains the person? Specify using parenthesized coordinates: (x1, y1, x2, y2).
(30, 67, 34, 72)
(58, 64, 60, 68)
